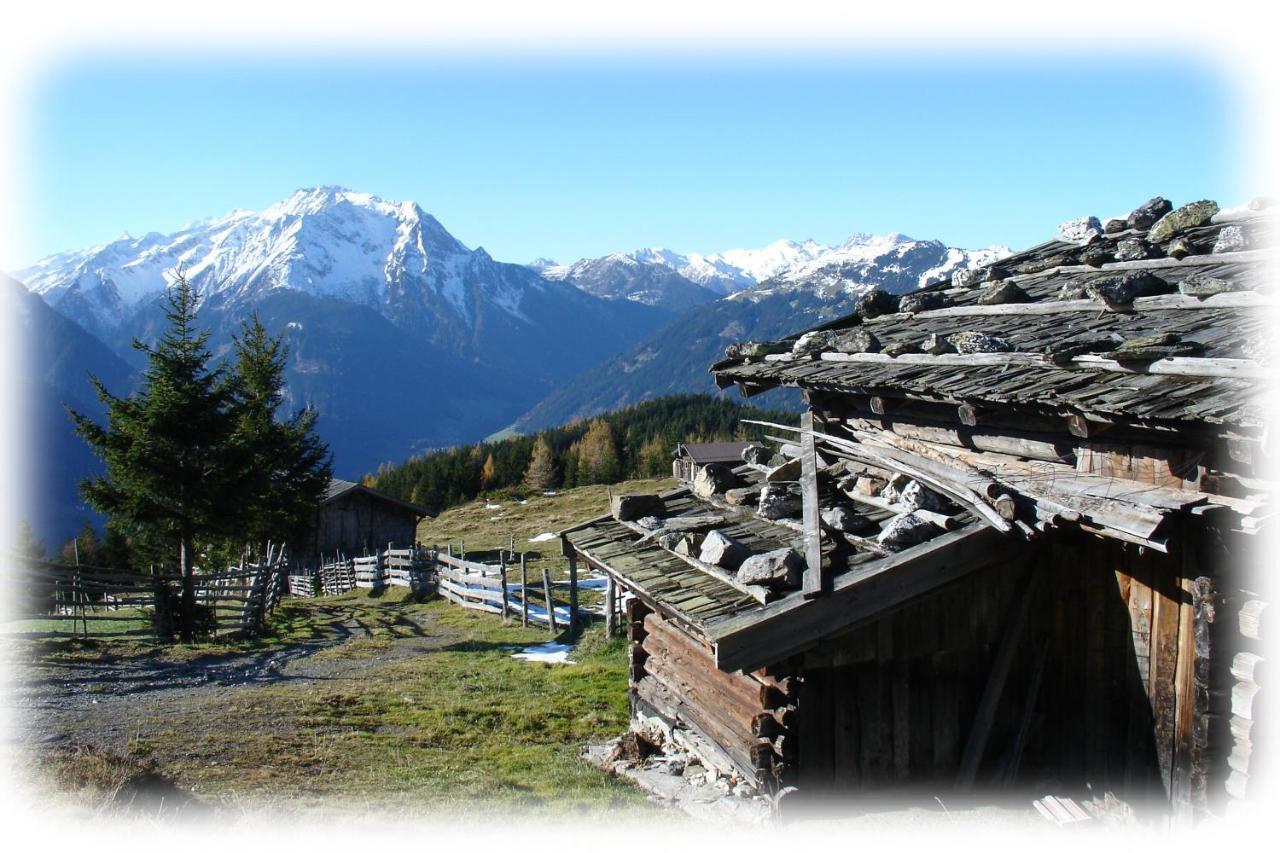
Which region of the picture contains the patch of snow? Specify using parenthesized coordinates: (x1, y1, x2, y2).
(511, 642, 576, 664)
(484, 502, 502, 510)
(528, 532, 557, 543)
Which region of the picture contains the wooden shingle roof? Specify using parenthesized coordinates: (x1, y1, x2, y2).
(713, 202, 1274, 432)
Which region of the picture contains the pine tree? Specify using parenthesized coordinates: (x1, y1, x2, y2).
(68, 270, 240, 641)
(523, 437, 557, 491)
(60, 519, 100, 565)
(228, 314, 332, 557)
(15, 519, 46, 561)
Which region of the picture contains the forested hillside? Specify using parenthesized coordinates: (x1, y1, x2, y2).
(370, 394, 799, 514)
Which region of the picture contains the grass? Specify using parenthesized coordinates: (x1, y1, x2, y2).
(417, 476, 676, 556)
(19, 481, 684, 817)
(22, 589, 662, 818)
(4, 606, 152, 637)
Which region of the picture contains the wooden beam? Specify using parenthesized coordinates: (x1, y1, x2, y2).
(799, 410, 826, 598)
(803, 349, 1269, 381)
(860, 289, 1274, 322)
(709, 525, 1009, 673)
(955, 564, 1042, 790)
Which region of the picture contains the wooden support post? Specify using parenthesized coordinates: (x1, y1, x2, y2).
(499, 555, 509, 621)
(542, 567, 557, 634)
(605, 576, 617, 637)
(955, 564, 1042, 790)
(958, 402, 980, 427)
(1000, 631, 1050, 786)
(568, 550, 579, 635)
(799, 410, 826, 597)
(520, 554, 529, 628)
(869, 396, 890, 416)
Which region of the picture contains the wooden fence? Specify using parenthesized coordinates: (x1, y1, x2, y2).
(318, 557, 357, 596)
(6, 550, 290, 639)
(434, 549, 575, 634)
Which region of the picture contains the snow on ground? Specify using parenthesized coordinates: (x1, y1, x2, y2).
(527, 532, 556, 543)
(511, 642, 576, 664)
(484, 502, 502, 510)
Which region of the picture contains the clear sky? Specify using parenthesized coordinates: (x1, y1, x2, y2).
(20, 50, 1241, 266)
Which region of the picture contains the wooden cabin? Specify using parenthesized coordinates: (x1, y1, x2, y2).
(297, 478, 431, 569)
(672, 441, 763, 482)
(562, 197, 1273, 822)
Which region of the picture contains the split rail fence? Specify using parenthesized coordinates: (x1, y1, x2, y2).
(296, 547, 435, 597)
(434, 548, 576, 633)
(6, 550, 291, 639)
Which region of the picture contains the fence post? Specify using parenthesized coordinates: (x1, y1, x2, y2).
(542, 567, 556, 634)
(499, 555, 509, 622)
(520, 554, 529, 628)
(605, 576, 616, 637)
(568, 551, 579, 636)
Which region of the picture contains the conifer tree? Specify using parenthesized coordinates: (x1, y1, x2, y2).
(523, 437, 557, 491)
(15, 519, 46, 561)
(228, 314, 332, 556)
(577, 419, 619, 485)
(69, 270, 240, 640)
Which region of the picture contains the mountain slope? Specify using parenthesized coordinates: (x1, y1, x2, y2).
(538, 254, 715, 313)
(4, 275, 137, 546)
(15, 188, 669, 476)
(512, 237, 1008, 431)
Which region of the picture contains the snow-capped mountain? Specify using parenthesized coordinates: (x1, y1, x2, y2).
(20, 187, 548, 339)
(536, 232, 1008, 306)
(538, 253, 716, 313)
(15, 187, 669, 477)
(511, 235, 1010, 432)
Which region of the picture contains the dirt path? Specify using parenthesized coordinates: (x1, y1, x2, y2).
(3, 603, 465, 751)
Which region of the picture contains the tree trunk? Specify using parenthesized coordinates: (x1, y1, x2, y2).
(180, 535, 196, 643)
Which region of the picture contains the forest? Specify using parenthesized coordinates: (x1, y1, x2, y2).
(369, 394, 799, 514)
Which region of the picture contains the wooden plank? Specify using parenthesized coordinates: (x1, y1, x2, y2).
(954, 564, 1040, 789)
(709, 525, 1009, 673)
(1150, 556, 1182, 800)
(542, 567, 557, 634)
(799, 410, 825, 597)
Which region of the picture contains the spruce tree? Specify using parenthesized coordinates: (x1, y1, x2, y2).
(69, 270, 239, 640)
(228, 314, 332, 556)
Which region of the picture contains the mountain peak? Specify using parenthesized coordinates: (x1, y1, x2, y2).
(14, 187, 514, 332)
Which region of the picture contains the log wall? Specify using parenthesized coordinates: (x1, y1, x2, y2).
(629, 601, 799, 790)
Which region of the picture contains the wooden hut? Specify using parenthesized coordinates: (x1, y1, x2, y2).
(562, 197, 1273, 822)
(298, 478, 431, 569)
(672, 441, 763, 482)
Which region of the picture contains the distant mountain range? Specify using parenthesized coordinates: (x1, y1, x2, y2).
(514, 234, 1007, 430)
(15, 188, 671, 477)
(12, 186, 1006, 544)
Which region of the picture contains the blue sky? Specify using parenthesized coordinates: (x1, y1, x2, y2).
(22, 51, 1240, 265)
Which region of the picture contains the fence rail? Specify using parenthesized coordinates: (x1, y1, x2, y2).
(5, 549, 291, 639)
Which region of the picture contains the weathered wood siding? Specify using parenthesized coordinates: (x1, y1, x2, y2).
(303, 491, 419, 567)
(794, 525, 1233, 819)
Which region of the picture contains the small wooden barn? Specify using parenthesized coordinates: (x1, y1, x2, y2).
(672, 441, 763, 482)
(562, 197, 1273, 822)
(297, 478, 431, 569)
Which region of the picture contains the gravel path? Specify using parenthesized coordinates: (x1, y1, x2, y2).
(3, 607, 464, 750)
